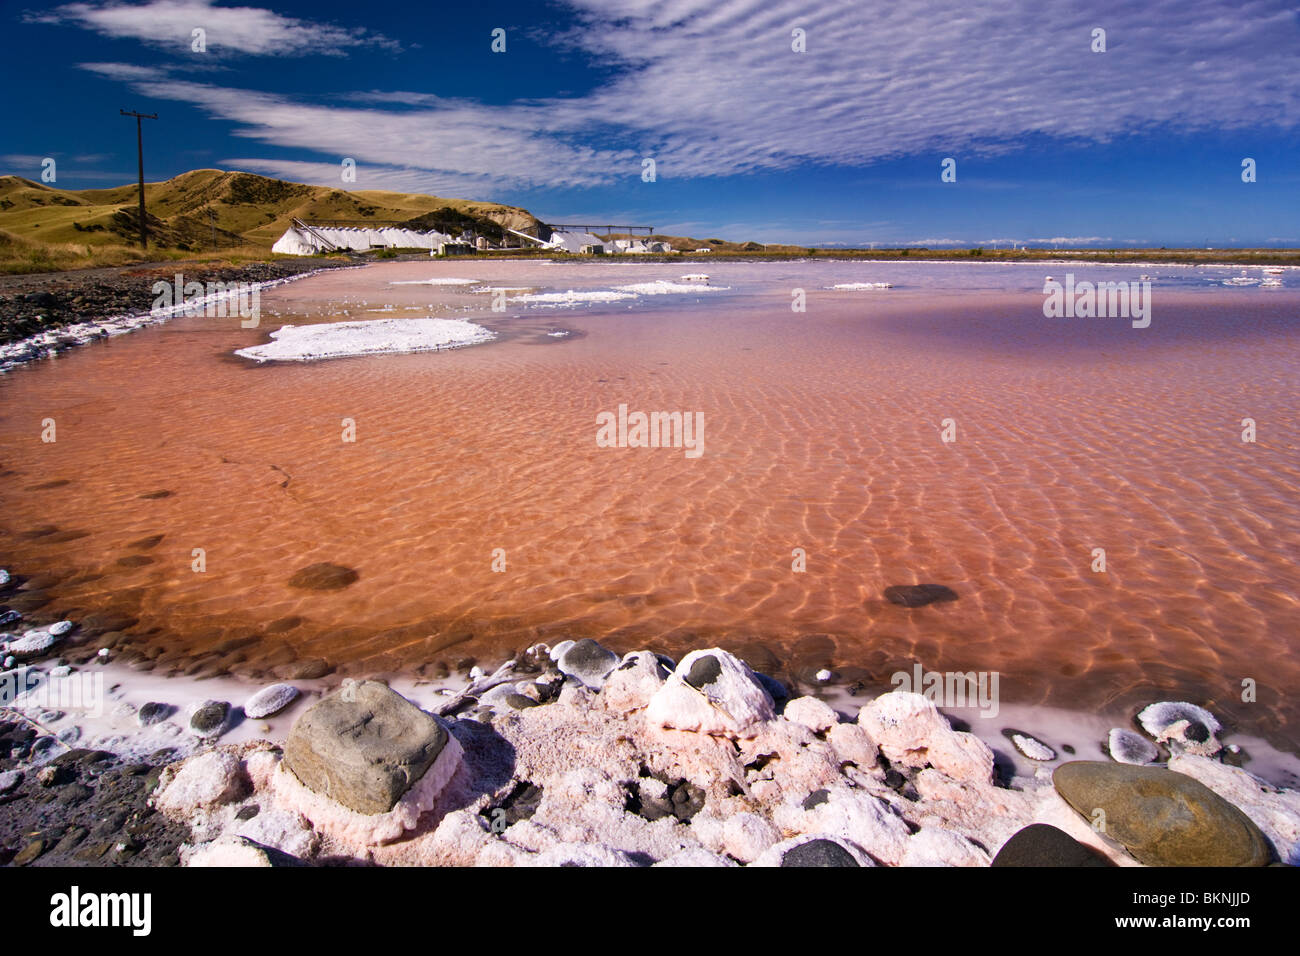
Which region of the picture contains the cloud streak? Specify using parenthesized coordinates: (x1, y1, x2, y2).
(71, 0, 1300, 192)
(32, 0, 399, 56)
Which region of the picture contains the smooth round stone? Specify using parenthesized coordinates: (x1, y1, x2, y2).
(558, 639, 619, 688)
(780, 838, 860, 867)
(138, 701, 171, 726)
(1053, 761, 1270, 866)
(189, 700, 231, 737)
(244, 683, 299, 719)
(0, 770, 22, 794)
(991, 824, 1111, 867)
(48, 620, 74, 636)
(684, 654, 722, 690)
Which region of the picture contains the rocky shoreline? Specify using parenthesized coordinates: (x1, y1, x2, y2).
(3, 587, 1298, 867)
(0, 257, 361, 369)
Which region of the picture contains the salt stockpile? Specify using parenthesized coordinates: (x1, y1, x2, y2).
(272, 225, 455, 255)
(234, 317, 495, 362)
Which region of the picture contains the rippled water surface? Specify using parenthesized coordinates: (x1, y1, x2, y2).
(2, 259, 1298, 745)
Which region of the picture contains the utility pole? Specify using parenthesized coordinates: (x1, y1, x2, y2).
(120, 109, 157, 250)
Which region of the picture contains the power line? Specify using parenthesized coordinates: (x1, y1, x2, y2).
(119, 109, 157, 250)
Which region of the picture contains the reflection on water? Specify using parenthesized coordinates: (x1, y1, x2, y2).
(1, 260, 1298, 747)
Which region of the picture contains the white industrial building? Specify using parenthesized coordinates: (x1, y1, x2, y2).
(271, 223, 456, 255)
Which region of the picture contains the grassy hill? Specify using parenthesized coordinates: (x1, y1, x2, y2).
(0, 169, 542, 273)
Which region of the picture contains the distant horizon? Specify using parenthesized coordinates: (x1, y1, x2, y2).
(5, 165, 1298, 253)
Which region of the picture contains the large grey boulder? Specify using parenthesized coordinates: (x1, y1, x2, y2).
(1053, 761, 1271, 866)
(283, 680, 451, 815)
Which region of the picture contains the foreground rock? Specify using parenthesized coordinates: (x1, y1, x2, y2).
(1052, 761, 1271, 866)
(279, 680, 463, 844)
(991, 824, 1112, 867)
(646, 649, 775, 738)
(858, 692, 994, 784)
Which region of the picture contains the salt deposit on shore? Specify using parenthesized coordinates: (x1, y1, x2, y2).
(0, 266, 357, 375)
(234, 317, 496, 362)
(5, 606, 1299, 868)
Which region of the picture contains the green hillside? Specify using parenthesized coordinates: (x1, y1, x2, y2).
(0, 169, 542, 272)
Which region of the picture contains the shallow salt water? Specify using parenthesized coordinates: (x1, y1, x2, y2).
(1, 258, 1298, 752)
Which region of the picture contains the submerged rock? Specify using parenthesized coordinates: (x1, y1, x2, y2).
(287, 562, 359, 591)
(1052, 761, 1271, 866)
(883, 584, 958, 607)
(991, 824, 1111, 867)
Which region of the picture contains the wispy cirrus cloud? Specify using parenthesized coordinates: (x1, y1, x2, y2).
(69, 0, 1300, 193)
(29, 0, 399, 56)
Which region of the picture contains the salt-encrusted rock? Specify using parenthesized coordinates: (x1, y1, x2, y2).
(901, 827, 990, 867)
(1053, 761, 1270, 866)
(722, 812, 781, 863)
(857, 691, 994, 784)
(0, 770, 22, 794)
(646, 648, 775, 738)
(155, 751, 248, 816)
(654, 847, 738, 867)
(0, 569, 9, 586)
(774, 785, 913, 865)
(0, 610, 22, 626)
(1108, 728, 1158, 765)
(185, 835, 303, 867)
(784, 696, 838, 734)
(753, 834, 874, 867)
(1169, 755, 1300, 865)
(991, 823, 1112, 867)
(1011, 733, 1056, 761)
(48, 620, 74, 637)
(557, 638, 619, 689)
(138, 701, 172, 726)
(600, 651, 670, 712)
(233, 807, 318, 859)
(5, 628, 60, 658)
(525, 843, 639, 867)
(548, 640, 575, 662)
(244, 683, 300, 719)
(282, 679, 458, 816)
(189, 700, 230, 738)
(1137, 701, 1222, 757)
(827, 722, 878, 768)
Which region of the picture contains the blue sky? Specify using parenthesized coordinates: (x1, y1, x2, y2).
(3, 0, 1298, 247)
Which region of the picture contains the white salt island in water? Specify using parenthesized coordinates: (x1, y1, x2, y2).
(235, 317, 495, 362)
